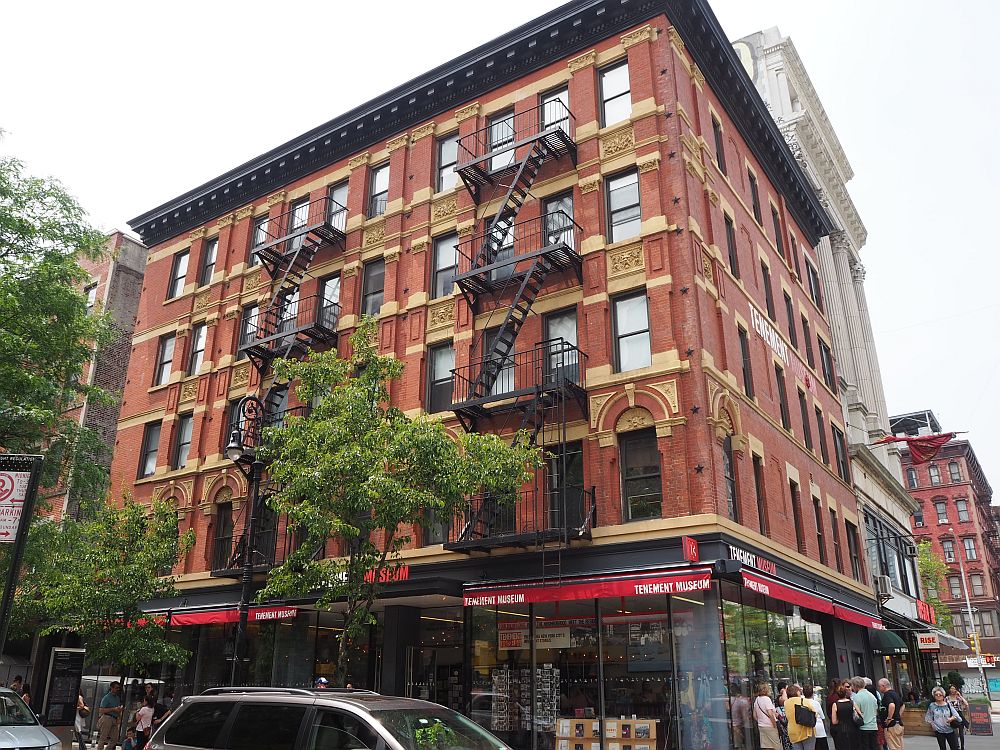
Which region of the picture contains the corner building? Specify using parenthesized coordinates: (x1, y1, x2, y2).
(117, 2, 883, 747)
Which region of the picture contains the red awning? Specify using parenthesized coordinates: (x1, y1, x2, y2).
(169, 605, 298, 626)
(741, 571, 835, 614)
(833, 605, 884, 630)
(463, 568, 713, 607)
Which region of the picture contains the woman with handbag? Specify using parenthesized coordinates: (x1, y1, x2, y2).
(75, 693, 90, 750)
(830, 682, 861, 750)
(754, 683, 782, 749)
(946, 684, 969, 750)
(784, 684, 817, 750)
(926, 687, 961, 750)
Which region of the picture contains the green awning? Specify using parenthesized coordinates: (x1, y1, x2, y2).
(871, 628, 909, 655)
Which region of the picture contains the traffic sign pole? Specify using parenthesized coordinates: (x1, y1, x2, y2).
(0, 455, 43, 663)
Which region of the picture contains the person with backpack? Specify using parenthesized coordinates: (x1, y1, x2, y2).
(784, 684, 817, 750)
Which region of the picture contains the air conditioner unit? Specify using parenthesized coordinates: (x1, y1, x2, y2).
(903, 542, 918, 558)
(874, 575, 892, 598)
(915, 521, 925, 527)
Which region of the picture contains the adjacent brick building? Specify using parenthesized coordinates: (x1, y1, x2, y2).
(114, 1, 891, 745)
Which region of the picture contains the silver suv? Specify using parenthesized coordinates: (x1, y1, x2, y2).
(146, 688, 511, 750)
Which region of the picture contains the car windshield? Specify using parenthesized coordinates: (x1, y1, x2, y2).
(0, 693, 38, 726)
(373, 707, 507, 750)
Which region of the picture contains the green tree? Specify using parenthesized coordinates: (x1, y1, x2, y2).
(0, 153, 113, 498)
(15, 497, 195, 668)
(259, 321, 542, 682)
(916, 540, 953, 629)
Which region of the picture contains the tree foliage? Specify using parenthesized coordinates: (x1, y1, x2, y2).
(12, 497, 195, 668)
(916, 540, 953, 629)
(0, 154, 113, 497)
(259, 320, 543, 682)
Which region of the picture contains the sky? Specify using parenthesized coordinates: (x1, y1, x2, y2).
(3, 1, 998, 483)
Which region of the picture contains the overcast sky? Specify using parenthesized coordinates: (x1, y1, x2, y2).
(3, 1, 998, 484)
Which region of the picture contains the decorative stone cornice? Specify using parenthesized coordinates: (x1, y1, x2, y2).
(637, 154, 661, 173)
(188, 227, 206, 241)
(234, 205, 255, 221)
(620, 24, 655, 50)
(410, 237, 429, 254)
(216, 213, 235, 228)
(690, 63, 706, 88)
(426, 300, 455, 331)
(384, 247, 401, 263)
(342, 261, 360, 278)
(567, 49, 597, 72)
(387, 134, 409, 152)
(349, 152, 370, 170)
(600, 127, 634, 159)
(431, 195, 458, 221)
(579, 175, 602, 194)
(363, 221, 386, 247)
(666, 26, 685, 54)
(607, 242, 644, 277)
(411, 122, 435, 143)
(454, 102, 480, 122)
(266, 191, 287, 207)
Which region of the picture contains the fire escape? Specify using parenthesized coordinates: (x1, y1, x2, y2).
(212, 195, 346, 576)
(444, 99, 595, 564)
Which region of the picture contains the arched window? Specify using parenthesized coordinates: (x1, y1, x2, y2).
(906, 468, 918, 489)
(948, 461, 961, 483)
(722, 435, 739, 523)
(212, 502, 234, 572)
(929, 464, 941, 486)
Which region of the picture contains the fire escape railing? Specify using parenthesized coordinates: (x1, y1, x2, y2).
(253, 194, 347, 271)
(456, 99, 576, 172)
(239, 293, 340, 364)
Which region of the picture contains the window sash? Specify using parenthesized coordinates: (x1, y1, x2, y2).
(830, 509, 844, 573)
(738, 327, 754, 398)
(361, 260, 385, 316)
(775, 364, 790, 429)
(798, 390, 812, 450)
(541, 88, 570, 133)
(599, 62, 631, 126)
(971, 575, 985, 597)
(139, 422, 162, 478)
(956, 500, 969, 522)
(544, 309, 579, 384)
(816, 408, 829, 464)
(168, 251, 189, 298)
(814, 499, 827, 564)
(174, 414, 193, 469)
(614, 294, 651, 372)
(722, 437, 738, 522)
(249, 217, 268, 266)
(436, 136, 459, 192)
(427, 344, 455, 414)
(749, 171, 762, 223)
(712, 117, 727, 174)
(328, 182, 348, 231)
(200, 239, 218, 286)
(188, 324, 207, 375)
(606, 171, 641, 242)
(620, 431, 661, 521)
(964, 538, 977, 560)
(432, 234, 458, 299)
(155, 335, 175, 386)
(368, 165, 390, 217)
(771, 206, 784, 257)
(802, 317, 815, 368)
(753, 455, 768, 535)
(929, 465, 941, 485)
(949, 462, 961, 482)
(784, 293, 798, 347)
(725, 215, 739, 277)
(488, 111, 515, 171)
(761, 262, 776, 320)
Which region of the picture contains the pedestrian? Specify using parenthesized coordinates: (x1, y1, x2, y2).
(122, 728, 140, 750)
(945, 684, 969, 750)
(20, 683, 32, 710)
(134, 694, 155, 749)
(925, 687, 961, 750)
(96, 681, 124, 750)
(315, 676, 330, 689)
(785, 684, 817, 750)
(777, 681, 789, 708)
(877, 678, 904, 750)
(826, 678, 841, 716)
(851, 677, 878, 750)
(10, 675, 23, 696)
(804, 685, 829, 750)
(75, 692, 90, 750)
(151, 692, 172, 736)
(754, 682, 782, 750)
(830, 681, 861, 750)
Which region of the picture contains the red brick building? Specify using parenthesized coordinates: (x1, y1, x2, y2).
(895, 410, 1000, 690)
(116, 1, 886, 745)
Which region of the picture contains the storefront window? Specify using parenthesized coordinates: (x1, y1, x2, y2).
(673, 586, 729, 750)
(409, 607, 465, 710)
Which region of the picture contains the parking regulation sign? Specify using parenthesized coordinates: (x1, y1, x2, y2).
(0, 467, 31, 543)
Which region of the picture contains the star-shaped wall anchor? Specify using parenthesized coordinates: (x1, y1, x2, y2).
(672, 196, 681, 205)
(668, 151, 677, 159)
(674, 227, 684, 235)
(691, 405, 700, 414)
(686, 347, 695, 356)
(694, 464, 705, 474)
(680, 286, 689, 294)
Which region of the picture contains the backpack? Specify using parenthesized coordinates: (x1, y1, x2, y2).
(793, 699, 817, 728)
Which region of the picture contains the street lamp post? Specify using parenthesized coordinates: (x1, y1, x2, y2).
(226, 395, 266, 687)
(948, 526, 993, 700)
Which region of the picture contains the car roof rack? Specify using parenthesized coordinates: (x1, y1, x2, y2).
(200, 687, 380, 696)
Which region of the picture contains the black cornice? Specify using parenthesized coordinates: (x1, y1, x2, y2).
(663, 0, 834, 245)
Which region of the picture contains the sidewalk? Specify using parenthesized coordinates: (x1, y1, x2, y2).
(900, 730, 996, 750)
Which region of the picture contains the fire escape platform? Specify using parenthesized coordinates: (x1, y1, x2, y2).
(457, 127, 577, 195)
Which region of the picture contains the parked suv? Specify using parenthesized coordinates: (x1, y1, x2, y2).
(146, 688, 511, 750)
(0, 688, 60, 749)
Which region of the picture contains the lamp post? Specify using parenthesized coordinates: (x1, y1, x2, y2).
(948, 527, 992, 699)
(225, 395, 266, 686)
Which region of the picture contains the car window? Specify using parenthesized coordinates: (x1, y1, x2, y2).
(308, 709, 379, 750)
(0, 693, 37, 726)
(163, 702, 233, 748)
(226, 704, 307, 750)
(373, 707, 504, 750)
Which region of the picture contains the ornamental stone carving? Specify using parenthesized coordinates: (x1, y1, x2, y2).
(701, 251, 715, 284)
(231, 362, 251, 388)
(217, 213, 235, 228)
(616, 407, 654, 433)
(342, 262, 360, 278)
(426, 300, 455, 331)
(620, 24, 654, 50)
(432, 195, 458, 220)
(851, 262, 866, 283)
(568, 49, 597, 72)
(411, 122, 435, 143)
(188, 227, 207, 241)
(349, 152, 370, 170)
(589, 392, 616, 429)
(215, 486, 233, 504)
(266, 191, 287, 207)
(579, 175, 601, 194)
(637, 154, 661, 173)
(194, 290, 212, 311)
(384, 247, 401, 263)
(608, 243, 644, 277)
(648, 380, 679, 415)
(666, 26, 685, 53)
(411, 237, 429, 254)
(457, 223, 475, 237)
(455, 102, 480, 122)
(244, 269, 263, 290)
(179, 379, 199, 403)
(387, 134, 409, 152)
(600, 127, 634, 159)
(690, 64, 706, 88)
(235, 205, 255, 221)
(363, 221, 386, 247)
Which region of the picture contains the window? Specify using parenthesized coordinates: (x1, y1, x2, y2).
(914, 507, 924, 527)
(846, 520, 863, 582)
(971, 574, 985, 597)
(367, 163, 390, 217)
(544, 308, 579, 384)
(948, 575, 962, 599)
(942, 538, 955, 562)
(187, 323, 207, 375)
(806, 260, 823, 311)
(484, 327, 514, 396)
(307, 709, 380, 750)
(956, 499, 970, 523)
(426, 343, 455, 414)
(213, 502, 234, 572)
(789, 479, 806, 554)
(238, 304, 259, 359)
(798, 390, 813, 451)
(620, 430, 661, 521)
(906, 468, 918, 488)
(249, 216, 268, 266)
(774, 363, 790, 430)
(748, 169, 762, 224)
(163, 701, 234, 748)
(783, 292, 798, 348)
(830, 509, 844, 573)
(167, 250, 189, 299)
(789, 231, 802, 279)
(85, 283, 98, 314)
(227, 704, 307, 750)
(541, 87, 570, 133)
(276, 288, 299, 335)
(485, 211, 515, 283)
(753, 454, 768, 535)
(138, 421, 162, 479)
(544, 192, 574, 247)
(711, 116, 727, 174)
(963, 537, 977, 561)
(832, 425, 850, 483)
(599, 61, 631, 126)
(436, 134, 459, 192)
(738, 326, 754, 398)
(319, 275, 341, 329)
(949, 461, 961, 483)
(815, 407, 829, 465)
(929, 464, 941, 485)
(771, 205, 784, 258)
(173, 413, 193, 470)
(814, 498, 827, 565)
(761, 261, 776, 320)
(613, 292, 651, 372)
(724, 214, 739, 278)
(431, 233, 458, 299)
(818, 338, 836, 392)
(722, 436, 739, 522)
(199, 237, 218, 286)
(361, 259, 385, 317)
(154, 334, 176, 386)
(802, 316, 815, 368)
(981, 612, 997, 638)
(328, 181, 349, 232)
(287, 199, 309, 254)
(488, 110, 515, 171)
(606, 170, 641, 242)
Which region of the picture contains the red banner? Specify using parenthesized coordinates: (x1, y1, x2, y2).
(463, 569, 713, 607)
(170, 606, 298, 626)
(833, 605, 884, 630)
(741, 571, 834, 614)
(872, 433, 956, 464)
